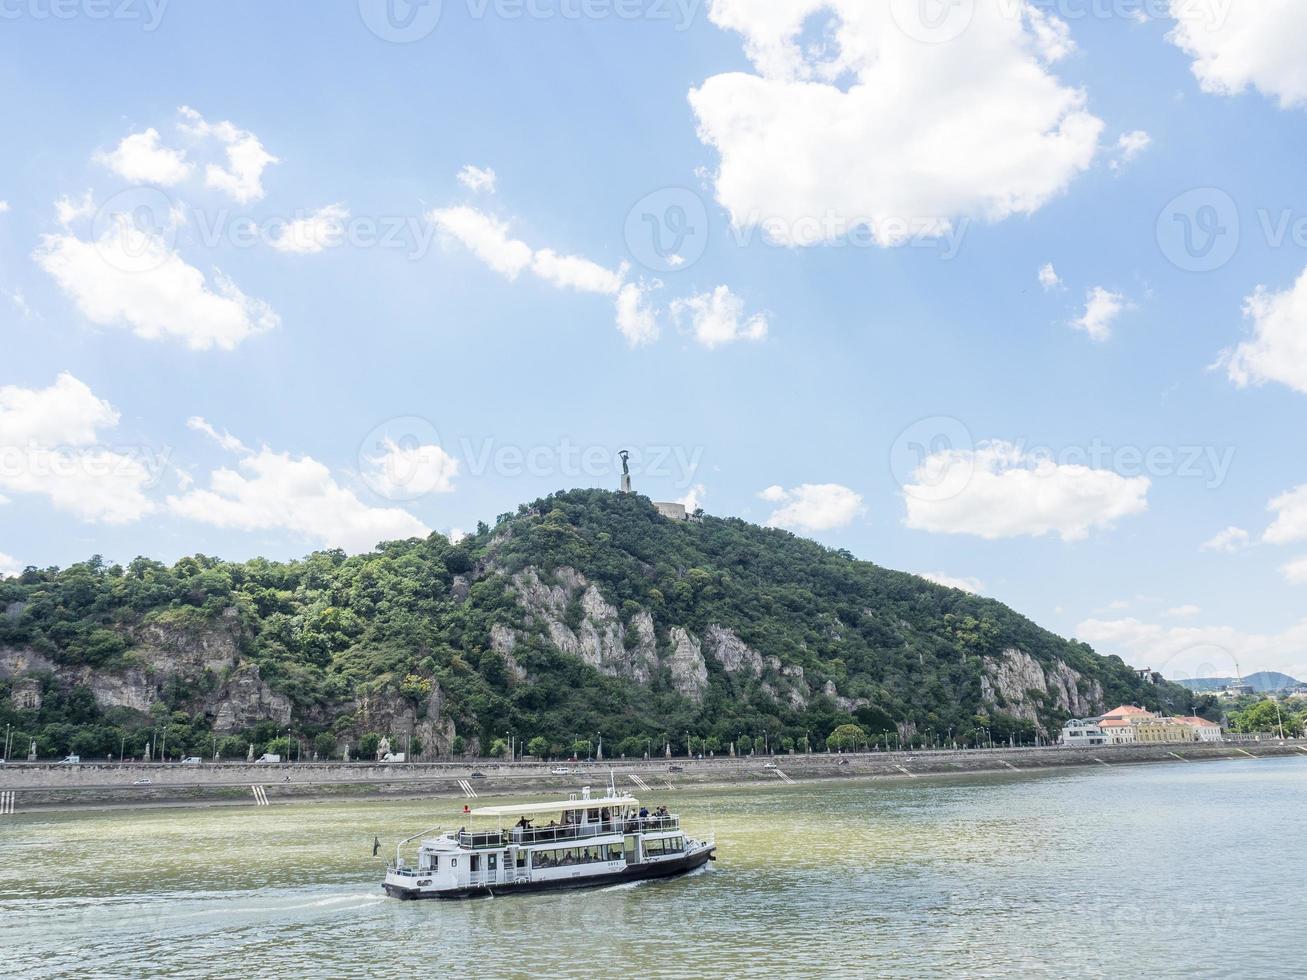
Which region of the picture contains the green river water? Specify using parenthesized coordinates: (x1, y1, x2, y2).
(1, 758, 1304, 978)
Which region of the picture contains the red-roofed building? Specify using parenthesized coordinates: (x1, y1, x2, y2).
(1173, 716, 1223, 742)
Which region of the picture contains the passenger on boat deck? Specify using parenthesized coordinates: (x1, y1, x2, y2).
(639, 806, 649, 818)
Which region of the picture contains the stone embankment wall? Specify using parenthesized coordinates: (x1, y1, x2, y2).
(2, 741, 1303, 811)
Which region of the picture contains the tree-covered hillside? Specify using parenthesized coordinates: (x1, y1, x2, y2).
(0, 489, 1201, 760)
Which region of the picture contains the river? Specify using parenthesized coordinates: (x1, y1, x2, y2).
(1, 757, 1303, 978)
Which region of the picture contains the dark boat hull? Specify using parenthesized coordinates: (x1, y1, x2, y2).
(384, 845, 715, 900)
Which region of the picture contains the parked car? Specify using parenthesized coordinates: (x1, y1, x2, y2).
(132, 777, 153, 785)
(255, 753, 281, 764)
(550, 766, 572, 775)
(763, 762, 778, 769)
(181, 757, 202, 765)
(469, 771, 486, 778)
(668, 765, 684, 772)
(58, 755, 81, 765)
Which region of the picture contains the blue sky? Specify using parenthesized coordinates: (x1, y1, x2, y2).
(3, 0, 1307, 681)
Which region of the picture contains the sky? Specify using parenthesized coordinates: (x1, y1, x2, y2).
(3, 0, 1307, 683)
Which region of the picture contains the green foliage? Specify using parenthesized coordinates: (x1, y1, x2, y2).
(826, 723, 866, 752)
(313, 732, 337, 759)
(1231, 699, 1303, 737)
(526, 736, 549, 758)
(0, 489, 1195, 757)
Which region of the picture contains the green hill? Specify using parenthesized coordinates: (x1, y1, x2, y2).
(1178, 672, 1302, 693)
(0, 489, 1200, 760)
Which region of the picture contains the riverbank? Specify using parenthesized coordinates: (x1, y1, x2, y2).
(3, 740, 1305, 813)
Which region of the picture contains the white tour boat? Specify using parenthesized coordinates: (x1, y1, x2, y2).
(383, 786, 715, 900)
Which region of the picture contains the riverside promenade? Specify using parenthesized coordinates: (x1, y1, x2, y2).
(2, 740, 1304, 813)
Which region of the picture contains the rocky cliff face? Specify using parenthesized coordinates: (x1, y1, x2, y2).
(350, 681, 458, 757)
(980, 647, 1105, 731)
(207, 664, 291, 732)
(500, 567, 835, 711)
(509, 567, 657, 683)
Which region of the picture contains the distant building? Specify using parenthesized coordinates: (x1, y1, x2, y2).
(1099, 718, 1138, 744)
(1135, 718, 1195, 743)
(1173, 716, 1223, 742)
(654, 501, 691, 521)
(1059, 718, 1107, 746)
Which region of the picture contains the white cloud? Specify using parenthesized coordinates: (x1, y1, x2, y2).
(920, 572, 984, 595)
(0, 374, 156, 524)
(1283, 557, 1307, 585)
(1110, 130, 1152, 171)
(0, 552, 22, 578)
(429, 205, 534, 279)
(8, 290, 33, 319)
(431, 203, 666, 346)
(0, 372, 118, 447)
(55, 191, 96, 227)
(614, 282, 661, 346)
(1265, 483, 1307, 545)
(269, 204, 349, 254)
(1038, 262, 1062, 291)
(457, 164, 498, 193)
(362, 437, 459, 499)
(35, 216, 279, 350)
(762, 483, 864, 533)
(1201, 526, 1250, 553)
(531, 249, 625, 295)
(671, 285, 768, 349)
(689, 0, 1102, 247)
(903, 440, 1149, 542)
(1166, 604, 1202, 619)
(677, 484, 706, 513)
(1075, 615, 1307, 682)
(0, 200, 10, 213)
(177, 106, 278, 203)
(168, 442, 430, 554)
(1071, 286, 1129, 342)
(1168, 1, 1307, 109)
(94, 128, 191, 185)
(1222, 266, 1307, 395)
(186, 416, 249, 454)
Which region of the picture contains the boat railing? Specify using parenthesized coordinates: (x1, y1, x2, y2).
(456, 815, 680, 850)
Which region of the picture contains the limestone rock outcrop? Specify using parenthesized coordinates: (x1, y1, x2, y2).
(980, 648, 1104, 729)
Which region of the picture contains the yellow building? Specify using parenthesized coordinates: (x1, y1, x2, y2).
(1134, 718, 1194, 743)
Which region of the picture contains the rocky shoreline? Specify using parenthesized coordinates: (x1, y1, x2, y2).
(2, 741, 1304, 813)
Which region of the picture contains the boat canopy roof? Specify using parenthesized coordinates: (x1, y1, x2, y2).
(470, 795, 638, 818)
